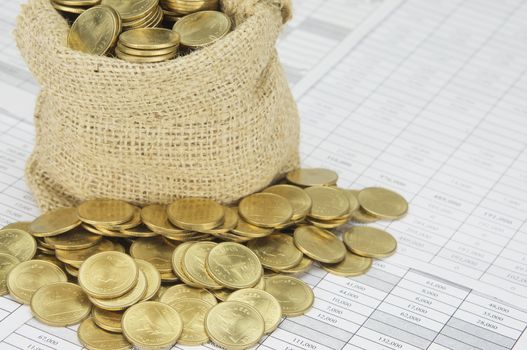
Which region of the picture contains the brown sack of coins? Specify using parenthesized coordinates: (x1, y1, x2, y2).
(15, 0, 298, 211)
(0, 167, 407, 349)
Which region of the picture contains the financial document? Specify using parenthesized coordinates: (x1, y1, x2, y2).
(1, 0, 527, 349)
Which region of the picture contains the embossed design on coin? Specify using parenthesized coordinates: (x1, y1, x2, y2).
(264, 275, 314, 317)
(182, 242, 222, 290)
(0, 228, 37, 262)
(67, 6, 121, 55)
(205, 301, 264, 349)
(167, 298, 210, 345)
(0, 253, 19, 295)
(122, 301, 183, 349)
(78, 318, 131, 350)
(7, 260, 67, 304)
(247, 234, 303, 270)
(78, 251, 138, 299)
(130, 236, 175, 272)
(227, 288, 281, 333)
(30, 282, 91, 326)
(206, 242, 262, 289)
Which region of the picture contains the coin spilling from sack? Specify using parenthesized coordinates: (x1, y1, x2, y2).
(53, 0, 232, 62)
(0, 167, 407, 349)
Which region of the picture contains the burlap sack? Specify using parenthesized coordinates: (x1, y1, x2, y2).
(15, 0, 300, 211)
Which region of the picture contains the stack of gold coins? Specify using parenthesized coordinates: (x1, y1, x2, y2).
(115, 28, 180, 63)
(50, 0, 100, 15)
(101, 0, 162, 31)
(159, 0, 217, 22)
(1, 166, 407, 349)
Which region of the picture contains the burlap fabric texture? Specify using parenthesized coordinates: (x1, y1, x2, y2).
(15, 0, 300, 211)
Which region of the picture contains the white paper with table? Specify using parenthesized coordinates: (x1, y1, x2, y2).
(1, 0, 527, 349)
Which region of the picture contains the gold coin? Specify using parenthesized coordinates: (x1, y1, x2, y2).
(278, 256, 313, 275)
(102, 0, 157, 21)
(305, 186, 350, 220)
(122, 301, 183, 349)
(343, 226, 397, 258)
(115, 48, 177, 63)
(358, 187, 408, 220)
(167, 198, 225, 231)
(135, 259, 161, 301)
(34, 253, 63, 268)
(141, 204, 186, 236)
(182, 242, 222, 290)
(78, 318, 131, 350)
(129, 236, 175, 273)
(206, 242, 262, 289)
(43, 227, 102, 250)
(173, 11, 231, 48)
(64, 263, 79, 277)
(166, 298, 210, 345)
(227, 288, 281, 334)
(171, 242, 202, 287)
(88, 271, 147, 310)
(201, 206, 238, 234)
(293, 225, 346, 264)
(350, 208, 378, 223)
(77, 199, 135, 226)
(67, 6, 121, 55)
(286, 168, 338, 187)
(0, 253, 19, 295)
(97, 206, 142, 231)
(231, 213, 273, 238)
(55, 239, 119, 268)
(7, 260, 67, 304)
(205, 301, 264, 350)
(0, 228, 37, 261)
(254, 276, 266, 289)
(118, 27, 179, 49)
(264, 276, 314, 317)
(29, 207, 81, 237)
(2, 221, 30, 230)
(307, 216, 348, 229)
(239, 193, 293, 228)
(93, 307, 124, 333)
(78, 251, 138, 299)
(211, 288, 231, 301)
(159, 284, 217, 306)
(52, 2, 87, 14)
(30, 282, 91, 326)
(321, 251, 372, 276)
(339, 188, 360, 214)
(160, 270, 179, 283)
(263, 184, 312, 220)
(247, 234, 303, 270)
(118, 224, 158, 238)
(36, 244, 56, 255)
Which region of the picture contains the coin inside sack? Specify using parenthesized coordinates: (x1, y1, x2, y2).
(173, 10, 231, 48)
(67, 6, 121, 55)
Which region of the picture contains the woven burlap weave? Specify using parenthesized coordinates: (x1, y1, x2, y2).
(15, 0, 299, 211)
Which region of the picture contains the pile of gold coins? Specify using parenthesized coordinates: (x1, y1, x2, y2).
(0, 168, 407, 349)
(54, 0, 231, 62)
